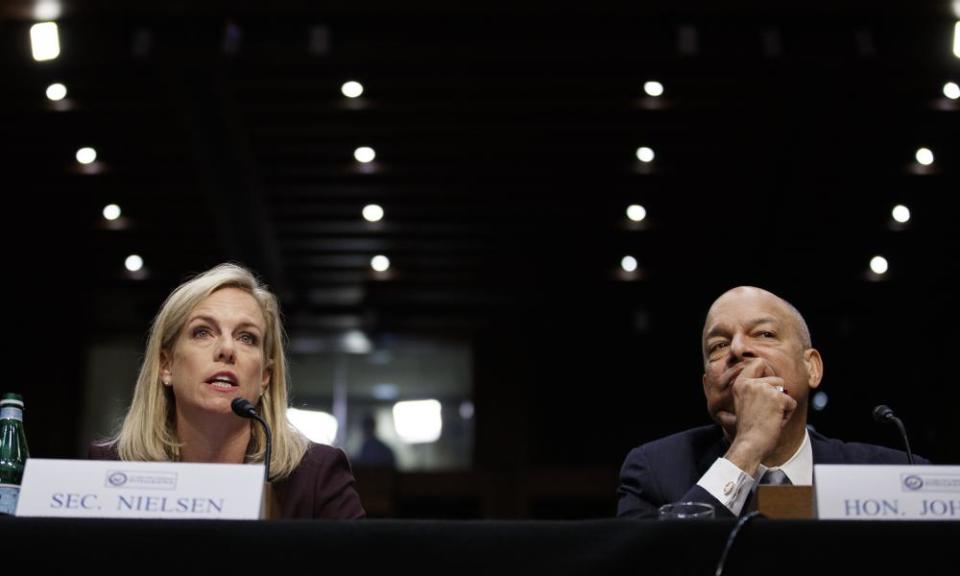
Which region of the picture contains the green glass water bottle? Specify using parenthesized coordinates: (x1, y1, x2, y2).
(0, 393, 29, 515)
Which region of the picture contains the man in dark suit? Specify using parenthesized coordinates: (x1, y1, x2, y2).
(617, 286, 924, 519)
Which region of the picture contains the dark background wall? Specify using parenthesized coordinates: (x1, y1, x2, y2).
(2, 0, 958, 518)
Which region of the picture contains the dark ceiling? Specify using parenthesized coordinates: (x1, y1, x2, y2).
(2, 1, 959, 469)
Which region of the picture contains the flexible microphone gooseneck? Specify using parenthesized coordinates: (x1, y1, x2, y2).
(231, 397, 272, 481)
(714, 511, 762, 576)
(872, 404, 914, 465)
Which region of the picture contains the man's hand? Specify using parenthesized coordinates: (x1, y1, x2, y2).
(723, 359, 797, 475)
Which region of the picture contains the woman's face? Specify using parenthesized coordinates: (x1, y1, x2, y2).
(161, 287, 271, 419)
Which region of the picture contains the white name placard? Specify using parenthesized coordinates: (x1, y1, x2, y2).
(815, 464, 960, 520)
(15, 459, 265, 520)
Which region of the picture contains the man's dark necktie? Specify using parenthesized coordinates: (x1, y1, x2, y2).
(759, 468, 792, 485)
(741, 468, 793, 517)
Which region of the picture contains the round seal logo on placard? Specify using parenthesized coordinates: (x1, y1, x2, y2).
(903, 475, 923, 491)
(107, 472, 128, 487)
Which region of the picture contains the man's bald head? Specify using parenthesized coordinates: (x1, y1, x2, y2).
(703, 287, 812, 357)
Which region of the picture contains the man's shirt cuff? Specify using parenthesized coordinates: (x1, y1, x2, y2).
(696, 458, 755, 516)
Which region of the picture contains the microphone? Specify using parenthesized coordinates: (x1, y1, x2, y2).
(231, 397, 272, 481)
(872, 404, 914, 465)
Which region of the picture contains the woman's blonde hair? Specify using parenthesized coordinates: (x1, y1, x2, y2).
(112, 263, 308, 479)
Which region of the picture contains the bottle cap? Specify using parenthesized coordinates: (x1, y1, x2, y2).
(0, 393, 24, 408)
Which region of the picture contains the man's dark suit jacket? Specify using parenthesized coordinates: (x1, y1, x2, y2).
(617, 424, 927, 519)
(89, 442, 365, 520)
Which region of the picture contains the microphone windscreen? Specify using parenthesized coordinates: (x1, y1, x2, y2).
(872, 404, 894, 423)
(231, 397, 256, 418)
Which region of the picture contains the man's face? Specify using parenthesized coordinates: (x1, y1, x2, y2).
(701, 288, 821, 439)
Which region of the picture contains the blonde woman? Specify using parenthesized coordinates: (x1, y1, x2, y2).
(90, 263, 364, 519)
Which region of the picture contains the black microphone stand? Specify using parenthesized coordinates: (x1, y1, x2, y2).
(231, 397, 273, 481)
(872, 404, 914, 465)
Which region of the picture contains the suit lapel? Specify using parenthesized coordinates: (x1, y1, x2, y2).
(696, 427, 730, 478)
(809, 429, 844, 464)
